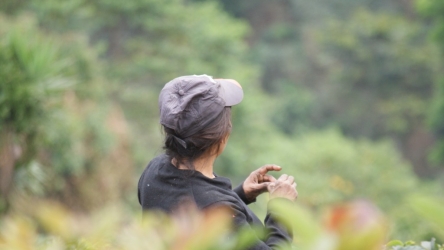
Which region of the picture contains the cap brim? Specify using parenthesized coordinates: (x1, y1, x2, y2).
(216, 79, 244, 106)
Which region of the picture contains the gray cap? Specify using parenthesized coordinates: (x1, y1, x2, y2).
(159, 74, 243, 138)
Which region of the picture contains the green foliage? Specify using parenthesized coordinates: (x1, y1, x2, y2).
(0, 202, 253, 250)
(222, 128, 436, 239)
(230, 129, 414, 207)
(416, 0, 444, 167)
(385, 195, 444, 249)
(18, 0, 257, 168)
(386, 238, 444, 250)
(417, 0, 444, 51)
(0, 15, 70, 135)
(0, 13, 134, 212)
(315, 10, 435, 138)
(0, 14, 74, 211)
(408, 196, 444, 238)
(1, 197, 442, 250)
(27, 0, 251, 81)
(269, 81, 314, 135)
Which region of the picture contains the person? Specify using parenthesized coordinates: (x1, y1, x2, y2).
(138, 75, 298, 249)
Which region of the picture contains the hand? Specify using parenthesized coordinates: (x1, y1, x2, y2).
(268, 174, 298, 202)
(243, 165, 282, 202)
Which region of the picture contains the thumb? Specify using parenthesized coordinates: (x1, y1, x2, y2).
(258, 182, 269, 189)
(254, 182, 269, 191)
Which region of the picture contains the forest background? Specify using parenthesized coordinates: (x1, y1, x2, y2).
(1, 0, 444, 247)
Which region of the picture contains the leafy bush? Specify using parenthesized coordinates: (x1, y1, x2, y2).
(0, 14, 134, 212)
(0, 196, 442, 250)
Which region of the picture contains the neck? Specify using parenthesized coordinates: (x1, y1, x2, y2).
(173, 153, 217, 178)
(194, 155, 217, 178)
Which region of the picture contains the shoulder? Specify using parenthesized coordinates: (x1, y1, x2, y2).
(190, 177, 243, 211)
(138, 154, 194, 212)
(141, 154, 176, 176)
(147, 153, 170, 168)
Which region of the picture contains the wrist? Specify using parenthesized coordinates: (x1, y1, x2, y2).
(242, 184, 257, 203)
(234, 182, 256, 204)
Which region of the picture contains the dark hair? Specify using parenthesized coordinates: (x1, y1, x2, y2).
(163, 107, 232, 170)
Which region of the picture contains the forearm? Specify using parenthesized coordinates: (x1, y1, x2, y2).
(233, 182, 256, 205)
(208, 201, 292, 249)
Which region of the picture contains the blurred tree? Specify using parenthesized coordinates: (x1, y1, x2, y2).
(417, 0, 444, 168)
(0, 14, 134, 212)
(0, 15, 71, 210)
(21, 0, 251, 83)
(210, 0, 410, 19)
(197, 0, 418, 96)
(316, 10, 435, 138)
(312, 10, 439, 175)
(238, 9, 439, 176)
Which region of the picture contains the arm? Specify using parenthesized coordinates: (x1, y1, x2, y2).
(231, 168, 297, 248)
(264, 199, 294, 248)
(214, 200, 293, 250)
(233, 182, 254, 205)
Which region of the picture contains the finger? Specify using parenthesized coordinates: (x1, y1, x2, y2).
(291, 182, 297, 189)
(258, 174, 264, 183)
(258, 164, 282, 175)
(278, 174, 289, 181)
(286, 176, 295, 185)
(263, 175, 277, 182)
(257, 182, 269, 192)
(267, 181, 280, 192)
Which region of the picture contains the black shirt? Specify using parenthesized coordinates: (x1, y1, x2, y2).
(138, 154, 293, 249)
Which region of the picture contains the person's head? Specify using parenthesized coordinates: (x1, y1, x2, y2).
(158, 75, 243, 170)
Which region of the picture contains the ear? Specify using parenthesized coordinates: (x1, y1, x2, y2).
(222, 133, 230, 144)
(217, 134, 230, 156)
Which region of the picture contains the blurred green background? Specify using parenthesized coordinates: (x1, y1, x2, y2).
(1, 0, 444, 243)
